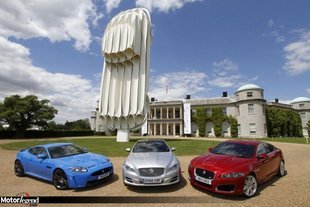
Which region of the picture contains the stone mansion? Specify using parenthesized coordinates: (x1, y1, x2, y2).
(91, 84, 310, 138)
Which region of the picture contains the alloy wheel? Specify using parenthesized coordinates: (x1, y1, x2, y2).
(53, 169, 68, 190)
(243, 175, 257, 197)
(14, 160, 24, 177)
(278, 161, 285, 177)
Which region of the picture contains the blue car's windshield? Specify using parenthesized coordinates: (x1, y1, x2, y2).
(132, 141, 170, 153)
(211, 142, 255, 158)
(48, 145, 87, 159)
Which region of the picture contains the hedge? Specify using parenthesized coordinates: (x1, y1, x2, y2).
(0, 130, 94, 139)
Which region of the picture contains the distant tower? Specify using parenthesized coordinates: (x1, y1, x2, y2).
(291, 97, 310, 138)
(235, 84, 267, 138)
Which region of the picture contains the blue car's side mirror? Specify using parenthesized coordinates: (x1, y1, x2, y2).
(83, 147, 88, 152)
(37, 153, 48, 159)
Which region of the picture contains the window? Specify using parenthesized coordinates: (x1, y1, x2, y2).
(299, 104, 305, 109)
(300, 112, 306, 120)
(236, 106, 240, 116)
(247, 92, 253, 97)
(236, 94, 239, 100)
(248, 104, 254, 114)
(237, 124, 241, 135)
(249, 123, 256, 134)
(207, 108, 212, 116)
(222, 107, 227, 115)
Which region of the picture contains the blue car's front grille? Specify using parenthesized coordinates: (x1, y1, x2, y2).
(91, 167, 113, 176)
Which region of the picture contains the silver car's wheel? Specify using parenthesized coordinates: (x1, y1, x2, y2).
(278, 160, 285, 177)
(243, 175, 257, 197)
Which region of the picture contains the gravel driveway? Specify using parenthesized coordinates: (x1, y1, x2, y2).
(0, 140, 309, 207)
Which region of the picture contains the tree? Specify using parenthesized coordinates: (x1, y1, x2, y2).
(196, 108, 207, 137)
(228, 116, 238, 138)
(0, 95, 57, 137)
(64, 119, 91, 131)
(307, 120, 310, 137)
(211, 107, 227, 137)
(47, 121, 66, 131)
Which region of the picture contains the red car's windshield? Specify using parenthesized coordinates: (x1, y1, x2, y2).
(211, 142, 255, 158)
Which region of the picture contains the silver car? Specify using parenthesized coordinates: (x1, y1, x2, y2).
(122, 139, 181, 186)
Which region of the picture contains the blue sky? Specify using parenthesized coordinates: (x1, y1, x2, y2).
(0, 0, 309, 122)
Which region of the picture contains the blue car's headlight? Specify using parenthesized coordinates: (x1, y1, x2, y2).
(168, 163, 178, 172)
(221, 172, 245, 178)
(69, 167, 88, 173)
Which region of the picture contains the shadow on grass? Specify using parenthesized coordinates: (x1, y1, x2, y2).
(126, 173, 188, 193)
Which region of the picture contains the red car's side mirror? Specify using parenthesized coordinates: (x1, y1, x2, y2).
(257, 153, 268, 160)
(208, 147, 213, 152)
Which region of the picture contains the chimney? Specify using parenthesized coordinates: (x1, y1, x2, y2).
(151, 97, 155, 102)
(222, 92, 228, 97)
(275, 98, 279, 103)
(185, 95, 191, 100)
(96, 100, 99, 110)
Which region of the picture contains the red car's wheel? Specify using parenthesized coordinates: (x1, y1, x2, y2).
(243, 175, 257, 197)
(277, 160, 285, 177)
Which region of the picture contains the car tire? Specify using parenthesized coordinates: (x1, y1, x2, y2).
(277, 160, 285, 177)
(53, 169, 68, 190)
(243, 174, 258, 198)
(14, 160, 24, 177)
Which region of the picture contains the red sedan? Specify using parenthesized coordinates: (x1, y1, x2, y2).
(188, 140, 285, 197)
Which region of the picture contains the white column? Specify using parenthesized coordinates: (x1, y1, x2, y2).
(166, 124, 169, 135)
(180, 123, 183, 136)
(160, 123, 163, 135)
(160, 108, 163, 119)
(167, 107, 169, 118)
(173, 107, 176, 119)
(154, 124, 157, 135)
(173, 123, 176, 135)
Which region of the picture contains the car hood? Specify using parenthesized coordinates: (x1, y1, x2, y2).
(193, 153, 252, 172)
(56, 153, 109, 168)
(126, 152, 175, 169)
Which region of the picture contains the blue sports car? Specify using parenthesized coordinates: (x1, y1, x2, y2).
(14, 143, 113, 190)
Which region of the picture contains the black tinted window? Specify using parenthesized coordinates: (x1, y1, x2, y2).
(132, 141, 170, 153)
(211, 142, 255, 158)
(48, 145, 86, 159)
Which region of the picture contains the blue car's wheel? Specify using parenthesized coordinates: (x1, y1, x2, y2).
(53, 169, 68, 190)
(14, 160, 24, 177)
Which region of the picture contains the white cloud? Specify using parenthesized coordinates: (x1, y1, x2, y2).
(268, 19, 274, 28)
(149, 71, 208, 101)
(104, 0, 122, 13)
(0, 0, 103, 52)
(283, 30, 310, 75)
(135, 0, 200, 13)
(306, 88, 310, 94)
(208, 58, 258, 88)
(0, 36, 99, 123)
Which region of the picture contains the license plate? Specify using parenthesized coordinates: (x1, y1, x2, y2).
(143, 178, 161, 183)
(98, 172, 110, 180)
(195, 175, 212, 185)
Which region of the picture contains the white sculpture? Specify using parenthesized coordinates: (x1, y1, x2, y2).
(99, 8, 152, 142)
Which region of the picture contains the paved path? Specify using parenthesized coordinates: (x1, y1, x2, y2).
(0, 139, 309, 207)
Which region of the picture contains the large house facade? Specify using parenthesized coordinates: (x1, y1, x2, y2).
(91, 84, 310, 138)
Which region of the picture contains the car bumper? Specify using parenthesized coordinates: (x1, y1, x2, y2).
(66, 163, 114, 188)
(188, 167, 245, 195)
(123, 167, 180, 186)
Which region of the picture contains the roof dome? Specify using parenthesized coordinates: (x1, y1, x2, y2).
(236, 84, 262, 92)
(291, 97, 310, 103)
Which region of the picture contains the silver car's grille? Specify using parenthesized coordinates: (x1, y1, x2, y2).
(139, 168, 164, 177)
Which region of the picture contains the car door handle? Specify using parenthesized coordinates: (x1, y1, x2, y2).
(46, 166, 52, 169)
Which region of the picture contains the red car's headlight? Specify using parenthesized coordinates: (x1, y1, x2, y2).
(221, 172, 245, 178)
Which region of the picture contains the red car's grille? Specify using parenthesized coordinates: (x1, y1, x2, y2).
(139, 168, 164, 177)
(195, 168, 214, 179)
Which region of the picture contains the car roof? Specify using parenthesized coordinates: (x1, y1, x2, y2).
(35, 142, 73, 148)
(136, 139, 165, 143)
(225, 139, 263, 146)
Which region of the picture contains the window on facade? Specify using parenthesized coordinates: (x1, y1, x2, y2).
(175, 108, 180, 118)
(247, 92, 253, 97)
(299, 104, 305, 109)
(248, 104, 254, 114)
(236, 94, 239, 100)
(237, 124, 241, 135)
(222, 107, 227, 115)
(236, 106, 240, 116)
(249, 123, 256, 134)
(300, 112, 306, 120)
(207, 108, 212, 116)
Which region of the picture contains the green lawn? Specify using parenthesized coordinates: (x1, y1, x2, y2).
(0, 138, 220, 157)
(239, 137, 309, 144)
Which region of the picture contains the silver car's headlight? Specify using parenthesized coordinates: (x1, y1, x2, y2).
(125, 164, 135, 172)
(168, 163, 178, 172)
(221, 172, 245, 178)
(69, 167, 88, 173)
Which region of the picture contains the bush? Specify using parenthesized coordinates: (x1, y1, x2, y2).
(0, 130, 94, 139)
(196, 108, 207, 137)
